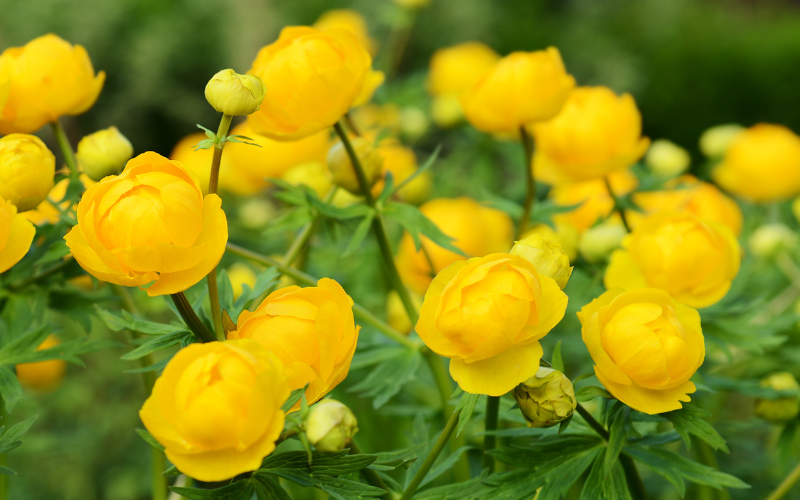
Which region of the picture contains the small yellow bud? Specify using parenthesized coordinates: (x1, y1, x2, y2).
(204, 69, 266, 116)
(699, 124, 744, 158)
(431, 94, 464, 128)
(755, 372, 800, 424)
(227, 263, 257, 300)
(511, 234, 573, 289)
(514, 367, 576, 428)
(386, 289, 424, 335)
(645, 139, 690, 178)
(748, 224, 797, 259)
(305, 399, 358, 453)
(76, 126, 134, 181)
(0, 134, 55, 212)
(327, 137, 383, 195)
(399, 107, 429, 141)
(578, 222, 627, 263)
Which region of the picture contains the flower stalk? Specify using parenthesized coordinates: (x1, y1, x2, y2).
(482, 395, 501, 472)
(50, 119, 80, 179)
(399, 408, 461, 500)
(517, 126, 536, 239)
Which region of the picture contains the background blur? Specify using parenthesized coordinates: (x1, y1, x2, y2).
(2, 0, 800, 498)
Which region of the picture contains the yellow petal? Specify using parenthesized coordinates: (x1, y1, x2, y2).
(0, 211, 34, 273)
(604, 249, 648, 291)
(595, 367, 696, 415)
(449, 341, 543, 396)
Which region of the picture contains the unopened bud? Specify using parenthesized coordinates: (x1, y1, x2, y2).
(204, 69, 266, 116)
(579, 222, 627, 263)
(749, 223, 797, 258)
(76, 127, 134, 181)
(514, 367, 576, 428)
(755, 372, 800, 424)
(511, 234, 573, 289)
(327, 137, 383, 195)
(699, 124, 744, 158)
(400, 106, 429, 141)
(645, 139, 690, 178)
(431, 94, 463, 129)
(305, 399, 358, 453)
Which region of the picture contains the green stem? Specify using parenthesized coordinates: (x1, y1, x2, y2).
(350, 442, 392, 500)
(766, 461, 800, 500)
(423, 350, 452, 411)
(482, 396, 500, 473)
(343, 112, 362, 137)
(225, 243, 418, 349)
(151, 448, 167, 500)
(50, 119, 79, 178)
(0, 402, 6, 500)
(170, 292, 216, 343)
(575, 403, 610, 439)
(694, 438, 731, 500)
(517, 126, 536, 239)
(399, 408, 461, 500)
(603, 176, 631, 232)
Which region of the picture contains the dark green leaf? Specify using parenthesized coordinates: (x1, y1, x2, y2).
(383, 202, 464, 256)
(348, 348, 421, 408)
(171, 480, 253, 500)
(580, 448, 632, 500)
(551, 340, 564, 373)
(136, 429, 165, 452)
(0, 367, 24, 413)
(260, 450, 377, 476)
(94, 306, 185, 335)
(342, 210, 376, 258)
(262, 469, 385, 500)
(281, 386, 307, 413)
(662, 405, 728, 453)
(603, 412, 626, 476)
(121, 330, 191, 361)
(455, 392, 480, 437)
(576, 386, 613, 402)
(253, 475, 292, 500)
(0, 415, 37, 454)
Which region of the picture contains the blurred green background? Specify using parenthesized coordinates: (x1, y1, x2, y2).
(3, 0, 800, 499)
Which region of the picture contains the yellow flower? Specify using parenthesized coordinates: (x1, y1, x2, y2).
(227, 262, 257, 300)
(24, 175, 95, 226)
(229, 279, 359, 408)
(629, 175, 743, 236)
(354, 69, 385, 107)
(204, 69, 266, 117)
(755, 372, 800, 423)
(0, 34, 105, 134)
(578, 220, 627, 264)
(520, 223, 578, 262)
(386, 289, 423, 335)
(15, 335, 65, 393)
(550, 169, 639, 233)
(514, 367, 576, 428)
(605, 212, 740, 308)
(0, 134, 56, 212)
(327, 136, 383, 194)
(645, 139, 690, 178)
(371, 141, 432, 204)
(305, 399, 358, 453)
(64, 152, 228, 297)
(140, 340, 289, 482)
(313, 9, 377, 55)
(417, 254, 568, 396)
(578, 288, 705, 414)
(712, 123, 800, 203)
(396, 197, 514, 295)
(0, 195, 35, 273)
(76, 126, 134, 181)
(282, 161, 332, 198)
(699, 124, 744, 158)
(532, 86, 649, 184)
(349, 103, 401, 136)
(511, 233, 573, 289)
(461, 48, 575, 134)
(247, 27, 371, 141)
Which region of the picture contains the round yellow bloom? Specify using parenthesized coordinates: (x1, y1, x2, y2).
(699, 124, 744, 158)
(24, 174, 95, 226)
(371, 142, 431, 204)
(327, 137, 383, 194)
(204, 69, 266, 117)
(282, 161, 332, 198)
(712, 123, 800, 203)
(605, 212, 740, 308)
(511, 234, 573, 289)
(76, 126, 134, 182)
(578, 288, 705, 414)
(140, 340, 289, 482)
(645, 139, 690, 178)
(532, 86, 649, 184)
(550, 169, 639, 233)
(247, 27, 371, 141)
(417, 254, 568, 396)
(15, 335, 65, 392)
(629, 175, 743, 236)
(0, 134, 56, 212)
(461, 48, 575, 134)
(0, 195, 35, 273)
(313, 9, 377, 56)
(0, 34, 105, 134)
(229, 279, 360, 408)
(396, 197, 514, 295)
(520, 223, 578, 262)
(64, 152, 228, 297)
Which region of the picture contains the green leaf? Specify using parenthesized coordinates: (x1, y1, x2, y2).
(662, 405, 729, 453)
(196, 124, 216, 139)
(94, 306, 186, 335)
(348, 348, 421, 408)
(172, 480, 253, 500)
(262, 470, 385, 500)
(342, 210, 376, 258)
(383, 202, 464, 256)
(0, 415, 37, 454)
(490, 435, 603, 467)
(558, 414, 573, 434)
(536, 447, 601, 500)
(261, 450, 376, 476)
(281, 386, 307, 413)
(368, 442, 426, 471)
(135, 429, 165, 452)
(0, 325, 50, 360)
(580, 448, 632, 500)
(121, 330, 192, 361)
(421, 445, 472, 487)
(603, 411, 626, 476)
(576, 385, 613, 402)
(551, 340, 564, 373)
(0, 465, 15, 475)
(34, 242, 71, 266)
(0, 367, 24, 414)
(0, 338, 120, 366)
(455, 392, 480, 437)
(253, 475, 292, 500)
(192, 138, 215, 151)
(376, 172, 395, 205)
(392, 145, 441, 196)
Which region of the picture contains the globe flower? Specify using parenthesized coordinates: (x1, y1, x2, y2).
(513, 367, 576, 428)
(247, 27, 371, 141)
(645, 139, 690, 178)
(712, 124, 800, 203)
(699, 124, 744, 158)
(461, 48, 575, 134)
(305, 399, 358, 453)
(327, 137, 383, 194)
(371, 141, 432, 204)
(416, 254, 568, 396)
(313, 9, 377, 55)
(204, 69, 266, 116)
(0, 134, 56, 212)
(629, 175, 743, 236)
(64, 152, 228, 296)
(520, 223, 579, 262)
(549, 169, 639, 233)
(532, 86, 649, 184)
(140, 340, 289, 482)
(578, 288, 705, 414)
(511, 233, 573, 289)
(76, 126, 134, 181)
(282, 161, 333, 198)
(229, 278, 360, 408)
(0, 194, 35, 273)
(0, 34, 105, 134)
(578, 221, 627, 264)
(749, 224, 798, 259)
(15, 335, 66, 392)
(755, 372, 800, 424)
(605, 212, 740, 308)
(396, 197, 514, 295)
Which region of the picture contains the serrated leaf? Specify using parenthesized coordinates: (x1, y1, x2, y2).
(172, 480, 253, 500)
(94, 306, 185, 335)
(662, 405, 728, 453)
(455, 392, 480, 437)
(580, 449, 632, 500)
(0, 414, 37, 454)
(253, 475, 292, 500)
(376, 172, 395, 205)
(392, 145, 440, 196)
(551, 340, 564, 373)
(342, 210, 375, 258)
(121, 330, 191, 361)
(348, 348, 421, 408)
(136, 429, 165, 452)
(262, 469, 386, 500)
(603, 412, 626, 476)
(576, 386, 613, 402)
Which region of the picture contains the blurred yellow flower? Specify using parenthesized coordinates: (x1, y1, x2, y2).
(24, 175, 95, 226)
(645, 139, 690, 178)
(0, 34, 105, 134)
(204, 69, 266, 116)
(461, 48, 575, 134)
(230, 279, 359, 409)
(396, 197, 514, 294)
(76, 126, 134, 181)
(605, 212, 740, 308)
(371, 141, 432, 204)
(578, 288, 704, 414)
(386, 289, 423, 335)
(354, 69, 385, 107)
(755, 372, 800, 423)
(248, 27, 371, 141)
(0, 134, 55, 212)
(282, 161, 332, 198)
(227, 262, 257, 300)
(0, 194, 35, 273)
(532, 86, 649, 184)
(313, 9, 377, 55)
(140, 340, 289, 482)
(15, 335, 66, 392)
(699, 124, 744, 158)
(349, 103, 401, 136)
(549, 169, 638, 233)
(327, 136, 383, 194)
(416, 253, 568, 396)
(578, 220, 627, 263)
(520, 223, 578, 262)
(712, 123, 800, 203)
(64, 152, 228, 297)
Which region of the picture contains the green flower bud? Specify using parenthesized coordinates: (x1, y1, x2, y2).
(748, 224, 797, 259)
(514, 367, 576, 428)
(755, 372, 800, 424)
(75, 127, 133, 181)
(327, 137, 383, 195)
(204, 69, 266, 116)
(645, 139, 690, 178)
(305, 399, 358, 453)
(511, 233, 573, 289)
(578, 222, 626, 263)
(699, 124, 744, 158)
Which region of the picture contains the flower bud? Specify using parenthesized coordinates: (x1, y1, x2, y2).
(511, 234, 573, 289)
(699, 124, 744, 158)
(0, 134, 56, 212)
(514, 367, 576, 428)
(205, 69, 266, 116)
(645, 139, 690, 178)
(305, 399, 358, 453)
(431, 94, 463, 128)
(238, 198, 277, 230)
(76, 126, 134, 181)
(749, 224, 797, 259)
(755, 372, 800, 424)
(578, 222, 627, 263)
(400, 107, 429, 141)
(327, 137, 383, 195)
